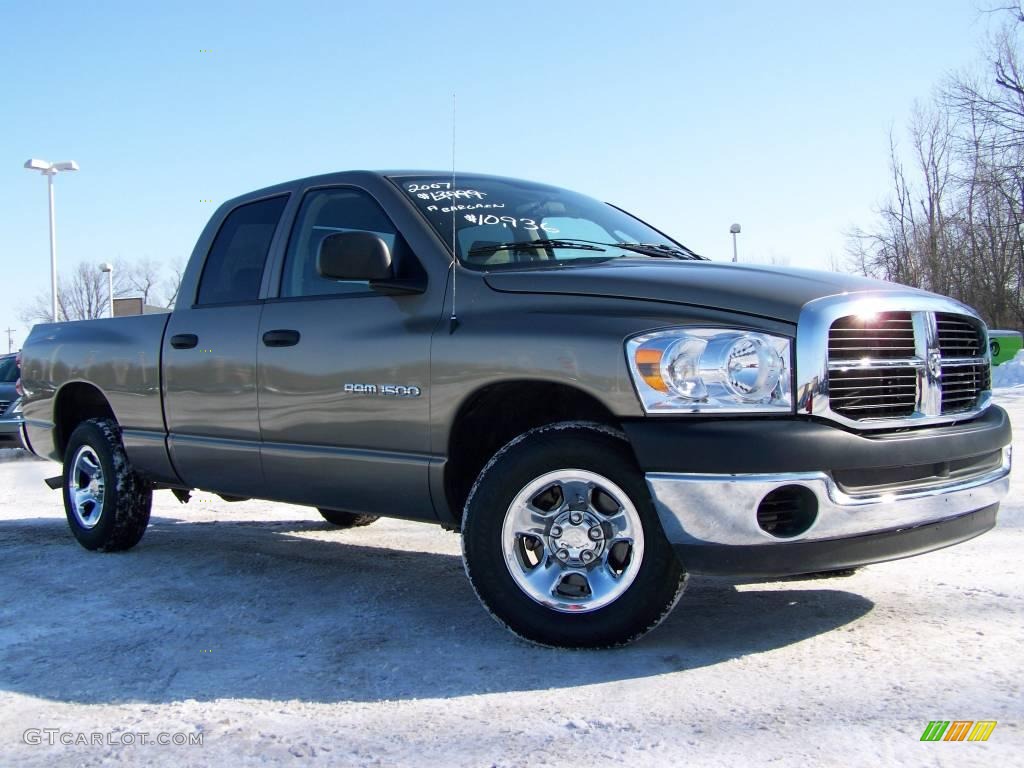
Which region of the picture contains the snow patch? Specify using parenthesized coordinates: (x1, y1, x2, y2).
(0, 448, 40, 463)
(992, 349, 1024, 388)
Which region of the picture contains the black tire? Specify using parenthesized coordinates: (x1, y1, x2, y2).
(797, 568, 860, 580)
(317, 508, 379, 528)
(62, 418, 151, 552)
(461, 422, 686, 648)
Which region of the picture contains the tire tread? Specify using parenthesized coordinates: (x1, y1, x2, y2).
(461, 421, 686, 648)
(63, 418, 151, 552)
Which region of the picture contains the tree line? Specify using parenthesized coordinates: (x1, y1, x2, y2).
(20, 258, 185, 324)
(848, 4, 1024, 329)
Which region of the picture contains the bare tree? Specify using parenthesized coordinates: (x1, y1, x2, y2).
(161, 259, 187, 309)
(826, 251, 847, 273)
(20, 262, 130, 323)
(20, 254, 188, 323)
(122, 258, 163, 306)
(847, 129, 926, 289)
(849, 4, 1024, 328)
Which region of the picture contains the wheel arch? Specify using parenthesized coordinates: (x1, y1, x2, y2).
(53, 381, 117, 458)
(442, 379, 630, 526)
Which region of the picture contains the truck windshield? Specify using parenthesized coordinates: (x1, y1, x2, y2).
(393, 175, 703, 270)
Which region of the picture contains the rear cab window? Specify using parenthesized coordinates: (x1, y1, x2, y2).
(196, 196, 289, 305)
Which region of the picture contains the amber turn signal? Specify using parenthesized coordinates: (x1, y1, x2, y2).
(634, 348, 668, 392)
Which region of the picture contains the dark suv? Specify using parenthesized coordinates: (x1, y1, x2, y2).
(0, 353, 23, 447)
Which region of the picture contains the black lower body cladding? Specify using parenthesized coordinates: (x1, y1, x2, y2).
(622, 405, 1011, 477)
(677, 505, 998, 577)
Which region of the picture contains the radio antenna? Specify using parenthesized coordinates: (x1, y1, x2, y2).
(449, 91, 460, 334)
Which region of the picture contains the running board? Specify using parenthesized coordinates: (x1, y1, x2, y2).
(44, 475, 62, 490)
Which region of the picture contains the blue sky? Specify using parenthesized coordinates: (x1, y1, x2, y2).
(0, 0, 998, 348)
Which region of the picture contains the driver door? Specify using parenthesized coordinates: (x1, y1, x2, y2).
(256, 186, 437, 520)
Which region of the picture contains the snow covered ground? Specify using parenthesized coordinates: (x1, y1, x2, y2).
(1, 396, 1021, 767)
(993, 349, 1024, 388)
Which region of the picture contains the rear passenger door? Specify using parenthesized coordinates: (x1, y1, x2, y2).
(163, 195, 288, 496)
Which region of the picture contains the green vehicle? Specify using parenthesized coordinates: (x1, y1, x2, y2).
(989, 330, 1023, 365)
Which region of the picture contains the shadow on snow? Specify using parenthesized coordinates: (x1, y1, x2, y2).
(0, 515, 874, 704)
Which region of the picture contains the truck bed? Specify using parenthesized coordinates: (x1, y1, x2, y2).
(21, 313, 172, 473)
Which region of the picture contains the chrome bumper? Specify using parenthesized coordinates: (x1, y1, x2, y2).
(647, 448, 1011, 548)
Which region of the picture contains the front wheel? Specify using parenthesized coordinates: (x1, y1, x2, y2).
(461, 422, 686, 648)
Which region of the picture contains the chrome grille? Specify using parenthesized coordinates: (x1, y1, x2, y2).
(828, 312, 915, 361)
(936, 313, 984, 358)
(941, 362, 991, 414)
(827, 367, 917, 419)
(797, 294, 993, 430)
(827, 312, 919, 419)
(824, 308, 989, 424)
(0, 400, 9, 413)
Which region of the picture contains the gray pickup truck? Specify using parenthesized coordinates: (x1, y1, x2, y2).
(20, 171, 1012, 647)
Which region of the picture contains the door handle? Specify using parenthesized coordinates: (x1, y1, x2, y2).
(170, 333, 198, 350)
(262, 329, 301, 347)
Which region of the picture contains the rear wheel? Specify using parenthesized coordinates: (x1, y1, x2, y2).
(317, 508, 379, 528)
(461, 422, 686, 648)
(796, 568, 859, 579)
(62, 418, 151, 551)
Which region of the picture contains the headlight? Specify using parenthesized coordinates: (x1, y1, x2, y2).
(10, 398, 22, 415)
(627, 328, 792, 413)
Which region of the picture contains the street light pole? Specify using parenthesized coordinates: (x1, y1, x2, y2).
(730, 223, 742, 263)
(48, 172, 58, 322)
(100, 263, 114, 317)
(24, 159, 79, 322)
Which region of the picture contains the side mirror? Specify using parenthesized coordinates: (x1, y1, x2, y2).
(317, 231, 393, 281)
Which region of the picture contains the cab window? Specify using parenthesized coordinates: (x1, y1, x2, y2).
(196, 196, 288, 305)
(281, 188, 400, 298)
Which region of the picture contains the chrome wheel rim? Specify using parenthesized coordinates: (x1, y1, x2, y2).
(501, 469, 645, 613)
(68, 446, 105, 530)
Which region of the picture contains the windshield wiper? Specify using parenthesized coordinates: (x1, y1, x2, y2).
(467, 239, 607, 256)
(613, 242, 704, 260)
(466, 237, 706, 261)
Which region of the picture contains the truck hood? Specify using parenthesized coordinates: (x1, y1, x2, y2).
(483, 259, 923, 323)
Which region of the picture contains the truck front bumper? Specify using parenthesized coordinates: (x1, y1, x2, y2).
(625, 406, 1012, 577)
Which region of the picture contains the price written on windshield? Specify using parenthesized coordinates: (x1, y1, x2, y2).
(416, 188, 487, 202)
(464, 214, 559, 233)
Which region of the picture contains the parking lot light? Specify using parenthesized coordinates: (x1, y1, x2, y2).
(23, 158, 80, 322)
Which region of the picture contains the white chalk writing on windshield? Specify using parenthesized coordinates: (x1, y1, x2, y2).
(427, 202, 506, 213)
(464, 214, 559, 233)
(417, 189, 487, 202)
